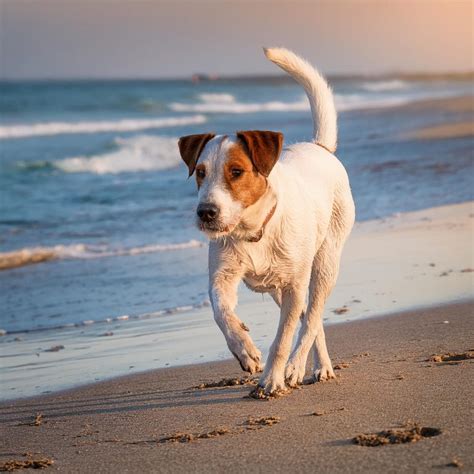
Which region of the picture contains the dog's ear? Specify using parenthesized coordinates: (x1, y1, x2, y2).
(178, 133, 215, 176)
(236, 130, 283, 177)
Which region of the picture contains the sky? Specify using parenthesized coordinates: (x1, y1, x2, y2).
(0, 0, 472, 80)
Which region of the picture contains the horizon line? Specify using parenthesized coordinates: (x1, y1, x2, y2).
(1, 71, 473, 83)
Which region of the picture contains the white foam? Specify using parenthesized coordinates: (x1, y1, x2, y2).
(170, 93, 309, 113)
(170, 92, 411, 114)
(361, 80, 409, 92)
(0, 115, 206, 140)
(55, 135, 180, 174)
(198, 93, 236, 103)
(0, 240, 204, 270)
(334, 94, 410, 111)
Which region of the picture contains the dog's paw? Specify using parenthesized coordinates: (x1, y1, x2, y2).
(312, 366, 336, 382)
(238, 350, 263, 374)
(229, 339, 263, 374)
(284, 359, 306, 387)
(253, 372, 288, 398)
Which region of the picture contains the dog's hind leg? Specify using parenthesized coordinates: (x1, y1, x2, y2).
(285, 238, 342, 386)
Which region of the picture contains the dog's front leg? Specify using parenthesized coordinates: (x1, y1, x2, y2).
(257, 286, 306, 395)
(210, 271, 263, 374)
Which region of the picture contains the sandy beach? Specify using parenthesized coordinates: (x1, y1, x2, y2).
(2, 2, 473, 471)
(1, 301, 472, 472)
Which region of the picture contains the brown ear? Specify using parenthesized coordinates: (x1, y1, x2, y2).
(236, 130, 283, 177)
(178, 133, 215, 176)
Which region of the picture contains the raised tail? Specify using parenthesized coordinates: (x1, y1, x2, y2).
(263, 47, 337, 153)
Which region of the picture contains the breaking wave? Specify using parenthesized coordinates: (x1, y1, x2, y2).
(0, 115, 206, 139)
(360, 80, 409, 92)
(169, 92, 411, 114)
(0, 240, 204, 271)
(169, 92, 309, 113)
(53, 135, 180, 174)
(335, 94, 410, 111)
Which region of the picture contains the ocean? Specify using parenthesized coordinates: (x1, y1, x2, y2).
(0, 75, 473, 334)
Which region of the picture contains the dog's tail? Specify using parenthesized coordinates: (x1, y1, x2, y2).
(263, 47, 337, 153)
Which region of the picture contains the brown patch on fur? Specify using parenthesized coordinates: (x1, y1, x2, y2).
(236, 130, 283, 177)
(178, 133, 215, 176)
(223, 143, 268, 207)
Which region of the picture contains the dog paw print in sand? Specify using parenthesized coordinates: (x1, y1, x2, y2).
(0, 455, 54, 472)
(158, 416, 280, 443)
(243, 416, 281, 430)
(192, 376, 257, 390)
(353, 423, 441, 447)
(333, 362, 350, 370)
(427, 350, 474, 365)
(159, 428, 231, 444)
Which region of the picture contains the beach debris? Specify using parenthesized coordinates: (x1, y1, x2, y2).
(332, 306, 349, 315)
(460, 268, 473, 273)
(193, 376, 257, 389)
(17, 413, 44, 427)
(439, 270, 453, 277)
(159, 428, 230, 444)
(334, 363, 350, 370)
(428, 351, 474, 363)
(99, 331, 114, 337)
(44, 345, 64, 353)
(429, 263, 436, 267)
(352, 299, 361, 303)
(353, 423, 441, 447)
(395, 374, 405, 380)
(446, 458, 463, 469)
(33, 414, 43, 426)
(244, 416, 280, 429)
(0, 457, 54, 471)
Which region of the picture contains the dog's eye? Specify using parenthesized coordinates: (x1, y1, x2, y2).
(196, 168, 206, 179)
(231, 168, 243, 179)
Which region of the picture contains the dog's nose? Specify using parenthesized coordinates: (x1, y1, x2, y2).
(197, 203, 219, 222)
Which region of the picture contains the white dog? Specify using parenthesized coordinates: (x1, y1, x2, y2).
(178, 48, 355, 396)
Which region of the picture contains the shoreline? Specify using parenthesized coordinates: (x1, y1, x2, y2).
(1, 201, 473, 401)
(1, 297, 471, 405)
(1, 301, 472, 472)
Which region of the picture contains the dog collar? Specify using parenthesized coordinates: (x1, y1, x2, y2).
(245, 203, 277, 243)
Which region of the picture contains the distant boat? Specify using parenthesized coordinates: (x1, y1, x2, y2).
(191, 73, 220, 83)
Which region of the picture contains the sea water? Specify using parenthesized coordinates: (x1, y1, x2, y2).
(1, 76, 473, 333)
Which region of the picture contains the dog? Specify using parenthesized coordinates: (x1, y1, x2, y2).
(178, 48, 355, 396)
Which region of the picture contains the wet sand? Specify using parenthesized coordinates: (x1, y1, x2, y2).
(395, 95, 473, 140)
(407, 121, 473, 141)
(1, 301, 472, 473)
(396, 95, 473, 113)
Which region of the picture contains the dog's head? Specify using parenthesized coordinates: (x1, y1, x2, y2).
(178, 131, 283, 239)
